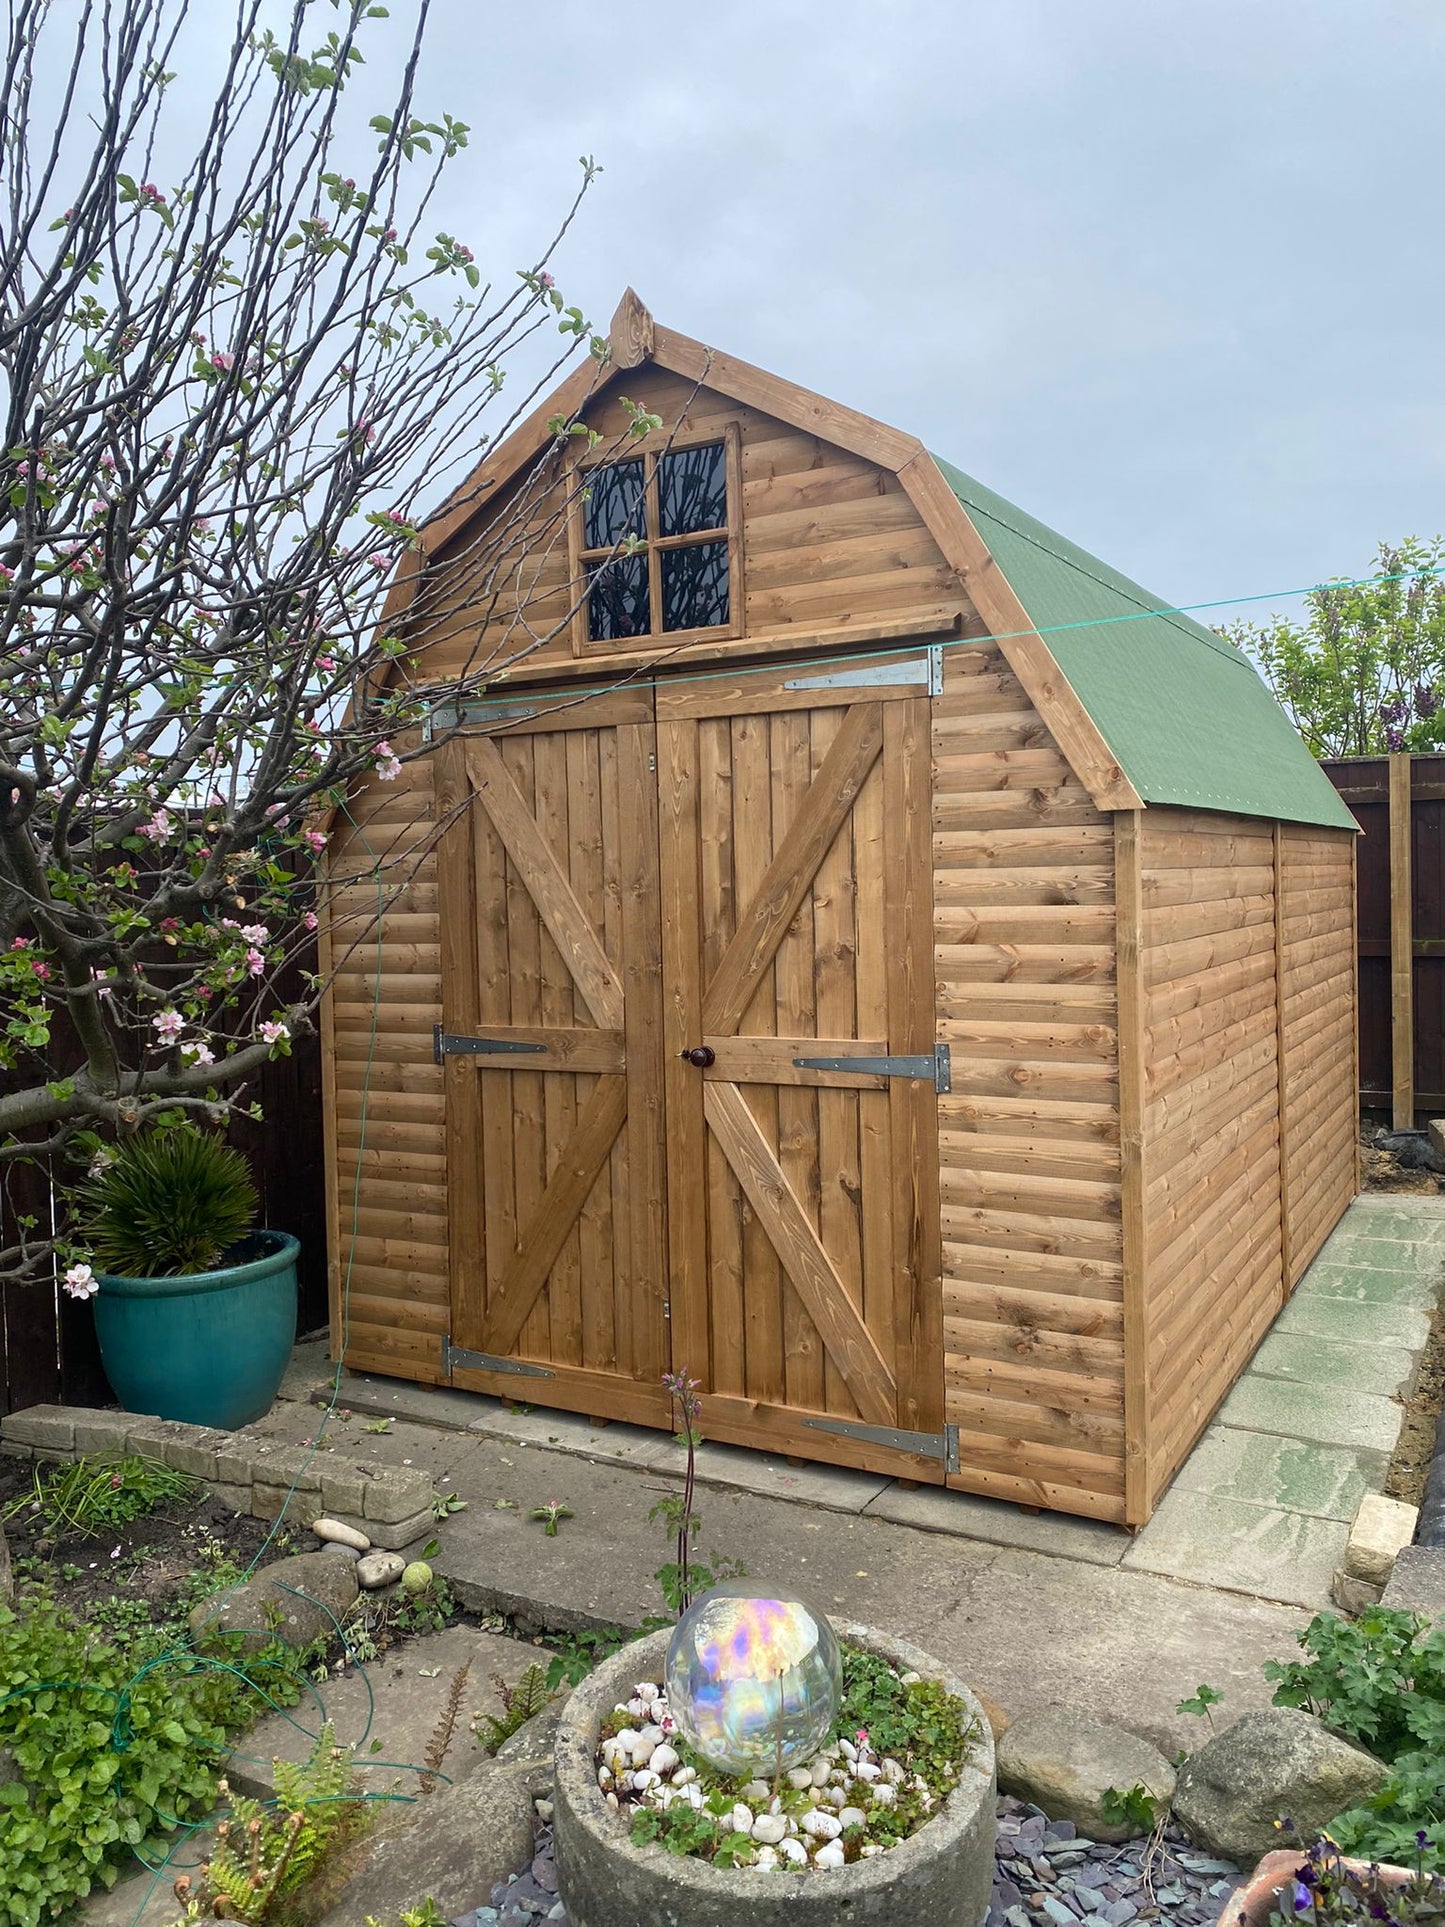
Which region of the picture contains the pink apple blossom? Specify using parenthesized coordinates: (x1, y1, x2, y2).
(259, 1020, 290, 1046)
(152, 1008, 185, 1043)
(63, 1263, 97, 1300)
(303, 828, 326, 854)
(244, 947, 265, 977)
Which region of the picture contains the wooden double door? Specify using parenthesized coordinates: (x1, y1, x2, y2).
(435, 659, 942, 1475)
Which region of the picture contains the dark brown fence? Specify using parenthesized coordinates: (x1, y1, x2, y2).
(0, 958, 328, 1418)
(1322, 752, 1445, 1122)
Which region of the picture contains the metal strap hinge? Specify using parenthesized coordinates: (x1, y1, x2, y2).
(805, 1416, 959, 1474)
(434, 1025, 547, 1063)
(783, 644, 945, 696)
(444, 1340, 555, 1380)
(791, 1044, 951, 1092)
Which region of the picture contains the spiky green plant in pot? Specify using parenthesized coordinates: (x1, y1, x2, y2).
(81, 1129, 259, 1276)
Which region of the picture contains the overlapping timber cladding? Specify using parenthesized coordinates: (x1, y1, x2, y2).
(320, 291, 1360, 1526)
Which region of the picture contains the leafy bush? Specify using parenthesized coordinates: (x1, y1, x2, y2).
(80, 1128, 258, 1276)
(1269, 1835, 1445, 1927)
(1265, 1608, 1445, 1866)
(4, 1451, 201, 1538)
(0, 1590, 301, 1927)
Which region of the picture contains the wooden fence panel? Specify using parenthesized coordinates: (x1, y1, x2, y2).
(1323, 752, 1445, 1117)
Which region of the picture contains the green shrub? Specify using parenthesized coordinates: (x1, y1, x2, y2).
(0, 1590, 301, 1927)
(80, 1128, 258, 1275)
(1265, 1608, 1445, 1866)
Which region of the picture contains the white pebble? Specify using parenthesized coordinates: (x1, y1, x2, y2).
(813, 1840, 846, 1870)
(604, 1790, 619, 1810)
(809, 1756, 832, 1788)
(778, 1836, 808, 1866)
(882, 1757, 905, 1784)
(613, 1727, 639, 1752)
(839, 1806, 867, 1830)
(829, 1767, 849, 1785)
(800, 1808, 842, 1840)
(685, 1783, 705, 1809)
(751, 1813, 788, 1845)
(838, 1737, 857, 1761)
(630, 1739, 655, 1768)
(899, 1670, 921, 1685)
(786, 1767, 814, 1790)
(626, 1697, 646, 1719)
(826, 1785, 846, 1809)
(636, 1682, 661, 1704)
(853, 1760, 880, 1782)
(597, 1765, 613, 1789)
(860, 1841, 886, 1858)
(870, 1782, 897, 1806)
(729, 1803, 754, 1836)
(311, 1516, 370, 1552)
(671, 1765, 697, 1786)
(650, 1744, 679, 1778)
(754, 1845, 779, 1871)
(632, 1769, 658, 1791)
(740, 1779, 770, 1803)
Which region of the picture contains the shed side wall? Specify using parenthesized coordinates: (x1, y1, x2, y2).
(932, 639, 1127, 1524)
(1279, 823, 1358, 1279)
(323, 758, 449, 1381)
(1139, 806, 1284, 1505)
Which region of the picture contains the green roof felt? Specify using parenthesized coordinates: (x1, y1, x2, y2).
(932, 456, 1357, 832)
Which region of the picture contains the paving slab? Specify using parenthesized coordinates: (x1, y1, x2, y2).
(860, 1481, 1128, 1565)
(232, 1622, 548, 1800)
(1291, 1259, 1444, 1307)
(1166, 1427, 1384, 1523)
(425, 1426, 1303, 1758)
(1250, 1329, 1418, 1398)
(81, 1824, 219, 1927)
(1274, 1290, 1433, 1350)
(1121, 1487, 1350, 1608)
(1214, 1373, 1405, 1454)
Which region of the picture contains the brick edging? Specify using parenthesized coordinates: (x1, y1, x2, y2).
(0, 1405, 436, 1552)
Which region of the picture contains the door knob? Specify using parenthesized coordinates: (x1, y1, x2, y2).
(682, 1045, 716, 1068)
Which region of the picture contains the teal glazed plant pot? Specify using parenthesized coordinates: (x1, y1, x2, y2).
(93, 1231, 299, 1429)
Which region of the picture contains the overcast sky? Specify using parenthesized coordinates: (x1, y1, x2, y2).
(57, 1, 1444, 630)
(377, 0, 1440, 630)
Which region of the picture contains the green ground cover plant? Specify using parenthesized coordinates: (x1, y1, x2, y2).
(4, 1450, 201, 1538)
(0, 1589, 305, 1927)
(1263, 1608, 1445, 1867)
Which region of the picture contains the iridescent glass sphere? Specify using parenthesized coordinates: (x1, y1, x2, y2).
(663, 1582, 841, 1775)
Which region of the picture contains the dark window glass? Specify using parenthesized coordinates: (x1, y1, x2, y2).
(658, 442, 726, 538)
(583, 459, 646, 549)
(586, 555, 650, 641)
(661, 540, 729, 632)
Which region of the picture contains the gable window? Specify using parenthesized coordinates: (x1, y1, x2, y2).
(572, 429, 741, 652)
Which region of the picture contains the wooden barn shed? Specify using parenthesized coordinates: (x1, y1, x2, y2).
(319, 292, 1360, 1527)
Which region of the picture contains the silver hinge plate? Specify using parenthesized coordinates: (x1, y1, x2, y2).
(783, 644, 945, 696)
(444, 1341, 556, 1379)
(805, 1415, 959, 1474)
(791, 1044, 951, 1093)
(434, 1025, 548, 1063)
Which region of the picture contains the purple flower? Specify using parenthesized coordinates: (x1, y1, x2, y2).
(1386, 727, 1406, 751)
(1416, 684, 1439, 718)
(1381, 698, 1408, 725)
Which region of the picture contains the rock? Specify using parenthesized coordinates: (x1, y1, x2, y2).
(1382, 1544, 1445, 1614)
(317, 1760, 535, 1927)
(188, 1549, 358, 1654)
(494, 1695, 567, 1779)
(1344, 1495, 1419, 1587)
(1331, 1570, 1383, 1615)
(312, 1517, 370, 1552)
(751, 1813, 787, 1845)
(356, 1550, 405, 1590)
(996, 1707, 1176, 1844)
(1173, 1709, 1388, 1866)
(977, 1690, 1014, 1740)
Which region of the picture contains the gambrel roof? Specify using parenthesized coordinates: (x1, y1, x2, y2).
(398, 290, 1354, 832)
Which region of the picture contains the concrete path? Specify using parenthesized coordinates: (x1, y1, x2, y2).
(247, 1193, 1443, 1755)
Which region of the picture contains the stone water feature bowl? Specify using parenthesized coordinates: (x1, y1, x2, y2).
(553, 1621, 998, 1927)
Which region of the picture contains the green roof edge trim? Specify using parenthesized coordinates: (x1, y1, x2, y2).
(931, 454, 1357, 833)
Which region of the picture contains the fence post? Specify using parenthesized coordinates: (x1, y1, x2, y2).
(1389, 751, 1415, 1128)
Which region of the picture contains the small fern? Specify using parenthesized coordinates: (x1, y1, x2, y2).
(475, 1663, 554, 1755)
(174, 1726, 363, 1925)
(419, 1660, 470, 1795)
(81, 1128, 258, 1276)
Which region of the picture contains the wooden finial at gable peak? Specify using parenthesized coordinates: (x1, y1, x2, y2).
(608, 287, 655, 369)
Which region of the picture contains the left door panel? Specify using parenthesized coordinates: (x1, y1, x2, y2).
(435, 688, 670, 1425)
